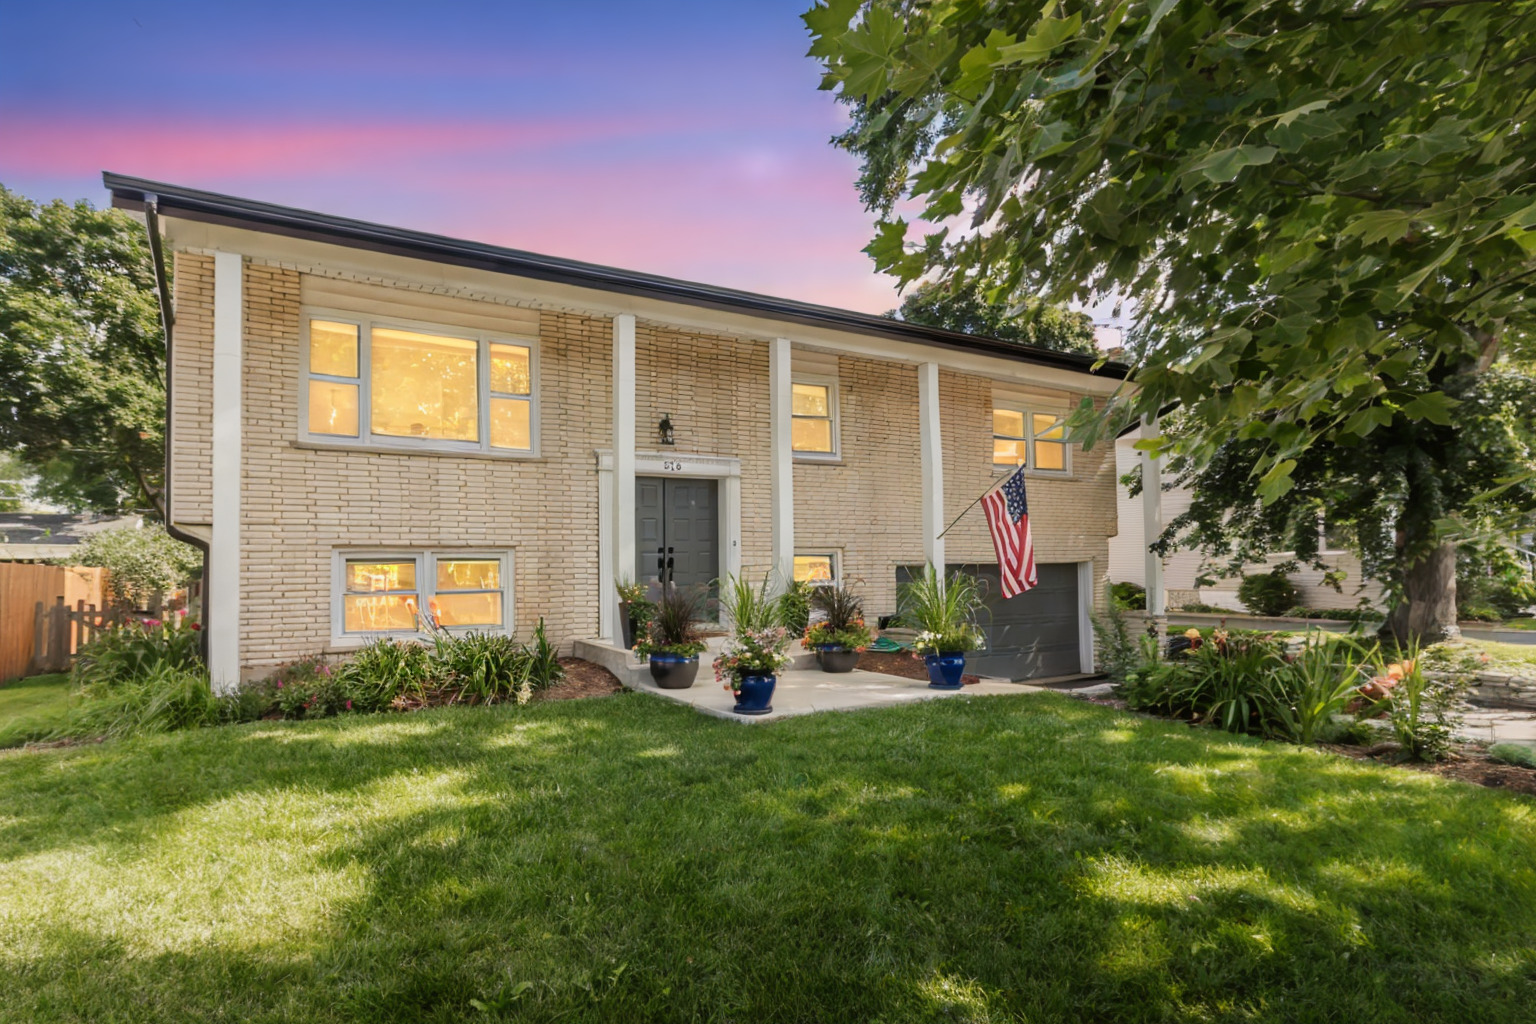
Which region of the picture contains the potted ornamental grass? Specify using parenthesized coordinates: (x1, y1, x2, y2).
(899, 566, 986, 690)
(635, 585, 708, 688)
(714, 573, 794, 715)
(802, 584, 872, 673)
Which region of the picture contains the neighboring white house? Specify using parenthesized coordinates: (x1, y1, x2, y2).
(1108, 428, 1385, 613)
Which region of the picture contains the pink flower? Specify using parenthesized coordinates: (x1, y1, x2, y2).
(143, 618, 163, 628)
(177, 608, 188, 618)
(345, 700, 352, 710)
(319, 664, 332, 677)
(276, 680, 284, 689)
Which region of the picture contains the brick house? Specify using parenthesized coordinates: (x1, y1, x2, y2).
(104, 173, 1130, 690)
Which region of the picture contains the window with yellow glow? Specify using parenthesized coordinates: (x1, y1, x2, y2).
(791, 380, 836, 455)
(337, 552, 511, 637)
(342, 559, 419, 633)
(992, 405, 1070, 473)
(433, 559, 503, 627)
(793, 554, 837, 586)
(304, 317, 536, 453)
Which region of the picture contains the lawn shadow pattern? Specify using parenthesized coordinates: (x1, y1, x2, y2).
(0, 693, 1533, 1022)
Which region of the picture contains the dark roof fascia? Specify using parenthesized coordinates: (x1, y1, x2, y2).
(104, 172, 1130, 381)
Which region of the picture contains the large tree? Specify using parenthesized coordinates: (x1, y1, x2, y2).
(0, 185, 165, 514)
(807, 0, 1536, 639)
(891, 277, 1099, 353)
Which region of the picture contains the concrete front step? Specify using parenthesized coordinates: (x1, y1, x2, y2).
(572, 637, 817, 689)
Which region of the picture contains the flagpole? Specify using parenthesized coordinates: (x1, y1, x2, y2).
(935, 468, 1013, 540)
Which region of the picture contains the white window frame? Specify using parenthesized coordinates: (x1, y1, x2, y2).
(992, 401, 1072, 477)
(790, 373, 840, 461)
(330, 549, 514, 646)
(793, 551, 841, 587)
(301, 308, 540, 457)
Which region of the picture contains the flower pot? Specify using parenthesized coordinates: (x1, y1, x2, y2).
(732, 672, 776, 715)
(649, 653, 700, 689)
(619, 601, 637, 650)
(817, 646, 860, 673)
(924, 652, 966, 690)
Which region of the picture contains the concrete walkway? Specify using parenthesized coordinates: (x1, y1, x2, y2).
(627, 667, 1038, 723)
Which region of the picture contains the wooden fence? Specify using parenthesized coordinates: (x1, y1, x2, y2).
(0, 564, 107, 683)
(32, 598, 129, 676)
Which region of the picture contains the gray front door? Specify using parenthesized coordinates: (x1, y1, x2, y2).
(635, 477, 719, 594)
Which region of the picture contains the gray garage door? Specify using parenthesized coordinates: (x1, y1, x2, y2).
(898, 562, 1081, 681)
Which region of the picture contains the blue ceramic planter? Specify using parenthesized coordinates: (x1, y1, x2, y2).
(648, 653, 700, 689)
(733, 672, 776, 715)
(924, 652, 966, 690)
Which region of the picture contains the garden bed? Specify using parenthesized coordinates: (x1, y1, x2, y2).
(856, 650, 982, 686)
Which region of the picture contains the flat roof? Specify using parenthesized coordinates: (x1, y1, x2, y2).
(104, 172, 1130, 380)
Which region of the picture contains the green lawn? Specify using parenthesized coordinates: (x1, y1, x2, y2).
(0, 673, 72, 748)
(1, 692, 1533, 1023)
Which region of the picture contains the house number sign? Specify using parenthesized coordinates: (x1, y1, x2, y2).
(661, 459, 687, 472)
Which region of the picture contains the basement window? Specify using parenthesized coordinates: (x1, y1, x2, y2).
(793, 553, 839, 586)
(333, 550, 512, 641)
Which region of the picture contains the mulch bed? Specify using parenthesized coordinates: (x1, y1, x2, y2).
(1069, 688, 1536, 796)
(856, 651, 982, 686)
(535, 658, 624, 701)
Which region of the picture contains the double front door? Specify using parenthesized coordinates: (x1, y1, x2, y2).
(635, 477, 719, 594)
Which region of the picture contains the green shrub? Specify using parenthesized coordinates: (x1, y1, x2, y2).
(775, 580, 812, 635)
(1367, 644, 1466, 762)
(1092, 604, 1157, 684)
(1283, 606, 1381, 622)
(71, 616, 202, 688)
(1267, 636, 1374, 745)
(1123, 631, 1285, 734)
(1488, 742, 1536, 768)
(62, 524, 203, 609)
(527, 619, 564, 690)
(1237, 571, 1299, 617)
(1109, 581, 1146, 611)
(1174, 602, 1232, 614)
(432, 631, 532, 703)
(66, 663, 222, 739)
(337, 639, 432, 713)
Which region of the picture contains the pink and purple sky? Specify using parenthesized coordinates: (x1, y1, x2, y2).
(0, 1, 919, 312)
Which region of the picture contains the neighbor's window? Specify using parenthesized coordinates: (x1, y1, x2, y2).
(336, 551, 511, 638)
(791, 379, 837, 456)
(794, 553, 838, 586)
(992, 405, 1070, 474)
(305, 316, 536, 454)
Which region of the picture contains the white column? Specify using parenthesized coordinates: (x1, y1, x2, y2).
(1140, 416, 1166, 618)
(596, 465, 615, 640)
(613, 316, 637, 615)
(209, 251, 242, 694)
(769, 337, 794, 588)
(918, 361, 945, 574)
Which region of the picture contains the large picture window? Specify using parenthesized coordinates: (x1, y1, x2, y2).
(334, 551, 512, 640)
(304, 314, 536, 455)
(993, 405, 1071, 474)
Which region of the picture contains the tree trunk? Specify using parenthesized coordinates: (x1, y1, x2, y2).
(1383, 541, 1462, 644)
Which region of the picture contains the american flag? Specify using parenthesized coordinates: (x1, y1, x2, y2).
(981, 466, 1038, 598)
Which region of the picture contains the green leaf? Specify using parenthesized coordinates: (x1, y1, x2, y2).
(996, 11, 1084, 66)
(1256, 459, 1298, 503)
(1402, 392, 1458, 426)
(1340, 210, 1417, 246)
(1137, 0, 1179, 46)
(1184, 145, 1278, 184)
(1273, 100, 1331, 127)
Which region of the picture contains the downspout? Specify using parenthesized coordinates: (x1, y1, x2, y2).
(142, 195, 212, 662)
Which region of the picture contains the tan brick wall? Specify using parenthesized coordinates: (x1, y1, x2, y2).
(634, 323, 773, 577)
(235, 261, 611, 668)
(169, 253, 213, 525)
(939, 371, 1115, 609)
(794, 357, 923, 615)
(171, 257, 1118, 670)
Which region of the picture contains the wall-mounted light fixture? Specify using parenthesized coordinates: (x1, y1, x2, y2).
(658, 413, 675, 446)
